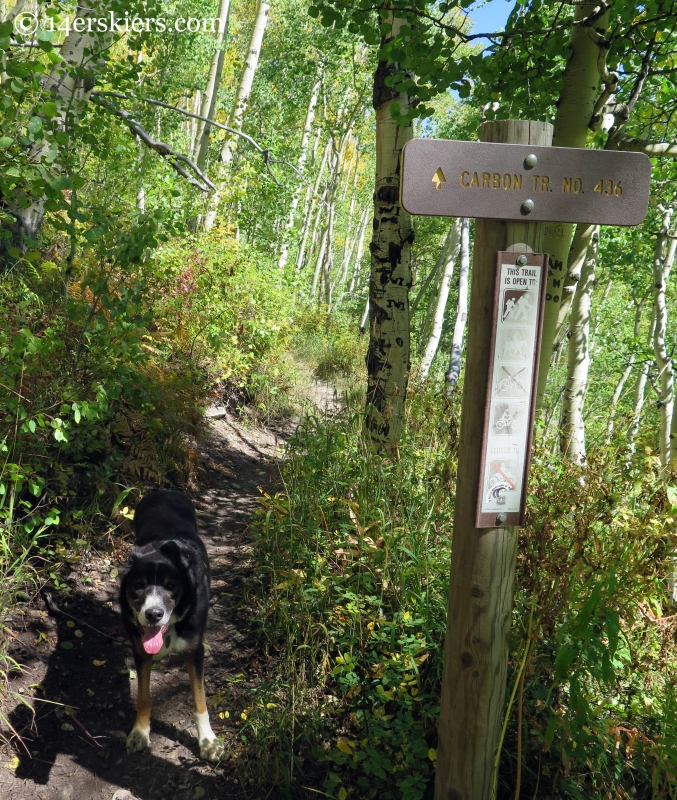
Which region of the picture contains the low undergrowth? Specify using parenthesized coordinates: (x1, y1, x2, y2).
(240, 386, 677, 800)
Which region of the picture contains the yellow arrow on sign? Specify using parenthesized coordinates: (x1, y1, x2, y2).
(432, 167, 446, 190)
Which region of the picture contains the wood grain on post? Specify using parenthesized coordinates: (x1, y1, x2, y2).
(434, 120, 553, 800)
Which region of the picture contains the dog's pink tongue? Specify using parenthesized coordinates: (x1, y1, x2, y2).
(142, 626, 165, 655)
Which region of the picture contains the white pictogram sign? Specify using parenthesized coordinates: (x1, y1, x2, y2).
(476, 253, 547, 528)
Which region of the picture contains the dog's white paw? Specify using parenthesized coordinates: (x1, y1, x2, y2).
(199, 736, 224, 763)
(126, 727, 150, 754)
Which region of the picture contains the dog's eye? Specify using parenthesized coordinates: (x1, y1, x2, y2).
(132, 581, 145, 592)
(165, 581, 176, 591)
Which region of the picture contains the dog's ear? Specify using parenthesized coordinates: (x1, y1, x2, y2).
(160, 540, 201, 580)
(130, 543, 156, 560)
(159, 541, 181, 563)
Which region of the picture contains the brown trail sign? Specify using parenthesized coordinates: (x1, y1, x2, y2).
(401, 139, 651, 226)
(400, 121, 652, 800)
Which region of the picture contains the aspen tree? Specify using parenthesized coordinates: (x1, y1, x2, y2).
(359, 298, 370, 335)
(278, 76, 322, 270)
(536, 1, 611, 408)
(445, 217, 470, 395)
(347, 209, 370, 294)
(410, 223, 455, 317)
(606, 297, 645, 442)
(560, 226, 600, 463)
(296, 142, 330, 273)
(652, 206, 677, 469)
(364, 12, 414, 448)
(418, 218, 462, 382)
(11, 0, 113, 236)
(205, 0, 270, 230)
(628, 313, 656, 451)
(554, 223, 596, 346)
(195, 0, 231, 168)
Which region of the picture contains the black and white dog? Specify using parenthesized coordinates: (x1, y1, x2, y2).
(119, 490, 223, 762)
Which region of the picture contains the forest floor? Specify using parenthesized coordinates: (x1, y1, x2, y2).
(0, 379, 340, 800)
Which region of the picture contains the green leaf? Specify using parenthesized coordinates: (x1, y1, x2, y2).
(60, 641, 74, 650)
(0, 136, 13, 148)
(83, 227, 104, 243)
(43, 101, 58, 118)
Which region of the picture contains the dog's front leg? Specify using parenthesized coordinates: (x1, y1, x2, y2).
(186, 643, 223, 763)
(127, 650, 153, 754)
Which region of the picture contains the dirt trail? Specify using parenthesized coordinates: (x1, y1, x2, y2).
(0, 407, 297, 800)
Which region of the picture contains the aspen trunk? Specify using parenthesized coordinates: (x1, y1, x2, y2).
(364, 16, 414, 448)
(204, 0, 270, 230)
(278, 76, 322, 270)
(628, 313, 656, 449)
(296, 143, 330, 273)
(195, 0, 231, 168)
(607, 299, 644, 441)
(435, 119, 553, 800)
(536, 1, 611, 409)
(348, 209, 370, 294)
(334, 185, 359, 294)
(323, 204, 336, 310)
(410, 224, 455, 317)
(653, 208, 677, 468)
(554, 223, 596, 345)
(418, 218, 462, 382)
(359, 297, 370, 335)
(444, 217, 470, 395)
(9, 0, 112, 236)
(560, 226, 599, 463)
(310, 220, 330, 300)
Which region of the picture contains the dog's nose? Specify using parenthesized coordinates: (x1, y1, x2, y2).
(145, 607, 164, 625)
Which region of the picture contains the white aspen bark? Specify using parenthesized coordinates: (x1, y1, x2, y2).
(445, 217, 471, 395)
(560, 226, 600, 463)
(278, 76, 322, 270)
(410, 224, 456, 317)
(364, 14, 414, 447)
(628, 312, 656, 448)
(606, 364, 633, 441)
(554, 223, 596, 345)
(418, 218, 462, 382)
(652, 208, 677, 468)
(187, 90, 201, 156)
(334, 186, 360, 297)
(308, 134, 348, 295)
(340, 139, 360, 201)
(348, 209, 370, 294)
(11, 0, 112, 236)
(323, 205, 336, 310)
(204, 0, 270, 230)
(296, 142, 329, 272)
(606, 299, 644, 440)
(195, 0, 230, 168)
(359, 297, 370, 335)
(310, 221, 329, 300)
(536, 1, 611, 409)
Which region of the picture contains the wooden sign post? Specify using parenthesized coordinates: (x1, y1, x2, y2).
(396, 119, 651, 800)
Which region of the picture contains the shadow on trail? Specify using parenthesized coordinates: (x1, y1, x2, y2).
(8, 588, 230, 799)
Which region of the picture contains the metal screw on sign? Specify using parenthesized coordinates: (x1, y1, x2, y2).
(516, 254, 528, 266)
(524, 153, 538, 168)
(495, 513, 507, 525)
(521, 199, 535, 214)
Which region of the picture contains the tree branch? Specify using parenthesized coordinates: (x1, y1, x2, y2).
(94, 90, 291, 186)
(91, 95, 215, 192)
(613, 138, 677, 157)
